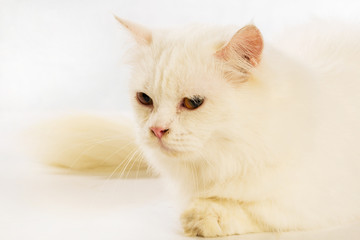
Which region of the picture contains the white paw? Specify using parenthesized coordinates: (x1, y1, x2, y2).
(181, 198, 261, 237)
(181, 201, 223, 237)
(181, 198, 240, 237)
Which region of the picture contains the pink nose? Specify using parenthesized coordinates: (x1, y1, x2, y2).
(150, 127, 169, 139)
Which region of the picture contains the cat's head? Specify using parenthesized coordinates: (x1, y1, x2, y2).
(117, 17, 264, 162)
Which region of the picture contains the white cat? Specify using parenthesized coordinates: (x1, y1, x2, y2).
(38, 18, 360, 237)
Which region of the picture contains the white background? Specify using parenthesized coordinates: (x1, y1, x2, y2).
(1, 0, 360, 239)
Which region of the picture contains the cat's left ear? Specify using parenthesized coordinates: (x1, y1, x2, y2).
(114, 16, 152, 45)
(215, 25, 263, 67)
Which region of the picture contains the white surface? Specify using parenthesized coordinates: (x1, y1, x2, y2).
(1, 0, 360, 239)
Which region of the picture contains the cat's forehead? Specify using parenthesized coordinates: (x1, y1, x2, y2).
(132, 37, 221, 99)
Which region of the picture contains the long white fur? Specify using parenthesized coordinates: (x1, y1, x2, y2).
(127, 20, 360, 236)
(39, 20, 360, 237)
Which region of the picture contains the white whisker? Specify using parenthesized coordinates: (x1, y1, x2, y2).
(116, 148, 142, 179)
(68, 136, 129, 169)
(106, 147, 138, 179)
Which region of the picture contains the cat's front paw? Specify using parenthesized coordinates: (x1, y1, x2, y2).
(181, 198, 260, 237)
(181, 199, 224, 237)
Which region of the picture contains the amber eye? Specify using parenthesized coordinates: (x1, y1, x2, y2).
(182, 96, 204, 110)
(136, 92, 153, 106)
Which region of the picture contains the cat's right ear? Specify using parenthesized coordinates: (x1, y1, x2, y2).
(215, 25, 263, 67)
(114, 16, 152, 45)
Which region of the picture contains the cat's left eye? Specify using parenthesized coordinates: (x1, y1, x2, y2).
(136, 92, 153, 106)
(182, 96, 204, 110)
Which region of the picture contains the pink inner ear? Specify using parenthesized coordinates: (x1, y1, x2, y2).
(215, 25, 263, 67)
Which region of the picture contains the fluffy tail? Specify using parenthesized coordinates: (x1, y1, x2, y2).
(26, 114, 153, 178)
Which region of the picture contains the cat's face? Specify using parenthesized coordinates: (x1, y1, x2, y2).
(117, 18, 263, 161)
(130, 40, 235, 160)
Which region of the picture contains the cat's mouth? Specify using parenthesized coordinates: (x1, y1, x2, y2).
(158, 140, 178, 154)
(154, 139, 185, 156)
(146, 134, 194, 156)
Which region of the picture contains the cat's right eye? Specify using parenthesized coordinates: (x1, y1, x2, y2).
(136, 92, 153, 106)
(182, 96, 204, 110)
